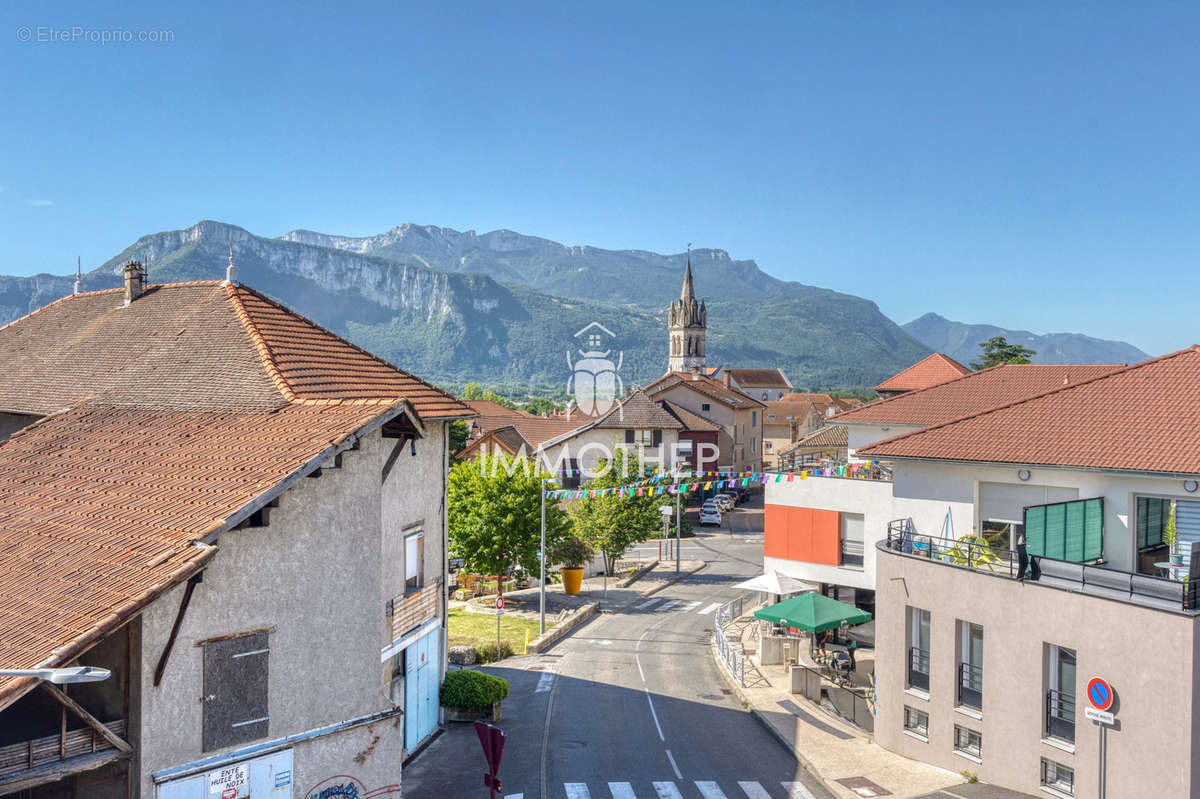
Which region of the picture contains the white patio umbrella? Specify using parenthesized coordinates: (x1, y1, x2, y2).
(732, 570, 819, 596)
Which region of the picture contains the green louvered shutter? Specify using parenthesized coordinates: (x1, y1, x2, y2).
(1024, 497, 1104, 562)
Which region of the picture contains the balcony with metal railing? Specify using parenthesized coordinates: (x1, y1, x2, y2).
(907, 646, 930, 692)
(1046, 689, 1076, 743)
(958, 662, 983, 710)
(882, 520, 1200, 615)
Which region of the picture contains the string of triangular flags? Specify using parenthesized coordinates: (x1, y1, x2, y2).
(544, 463, 882, 500)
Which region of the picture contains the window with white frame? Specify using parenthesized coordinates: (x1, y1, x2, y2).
(1046, 644, 1076, 742)
(957, 620, 983, 710)
(906, 606, 930, 692)
(953, 725, 981, 759)
(903, 706, 928, 739)
(1040, 758, 1074, 795)
(405, 530, 424, 594)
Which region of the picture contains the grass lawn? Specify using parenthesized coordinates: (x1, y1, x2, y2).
(447, 606, 550, 653)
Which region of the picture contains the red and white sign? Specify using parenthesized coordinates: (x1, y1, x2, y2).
(222, 789, 237, 799)
(495, 595, 504, 610)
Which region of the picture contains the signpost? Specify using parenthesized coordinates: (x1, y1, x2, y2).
(475, 721, 506, 799)
(1086, 676, 1116, 799)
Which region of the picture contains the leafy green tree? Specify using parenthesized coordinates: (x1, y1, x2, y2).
(524, 396, 560, 416)
(460, 382, 485, 400)
(569, 450, 670, 574)
(448, 453, 571, 589)
(971, 336, 1036, 369)
(448, 419, 470, 455)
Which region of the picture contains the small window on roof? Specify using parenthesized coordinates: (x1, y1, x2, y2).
(701, 403, 711, 412)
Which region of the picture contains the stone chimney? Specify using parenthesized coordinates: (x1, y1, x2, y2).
(722, 371, 732, 387)
(122, 260, 144, 305)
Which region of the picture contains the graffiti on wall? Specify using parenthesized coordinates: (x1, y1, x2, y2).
(304, 775, 400, 799)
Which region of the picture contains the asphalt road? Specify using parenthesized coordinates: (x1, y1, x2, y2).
(406, 496, 833, 799)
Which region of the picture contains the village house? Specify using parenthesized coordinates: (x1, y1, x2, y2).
(873, 352, 972, 399)
(642, 372, 764, 473)
(706, 367, 792, 402)
(860, 346, 1200, 798)
(0, 263, 471, 798)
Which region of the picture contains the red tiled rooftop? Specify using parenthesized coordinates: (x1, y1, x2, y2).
(834, 363, 1124, 427)
(874, 353, 973, 393)
(859, 347, 1200, 474)
(643, 372, 766, 408)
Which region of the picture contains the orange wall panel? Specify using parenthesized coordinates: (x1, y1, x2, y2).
(764, 504, 842, 566)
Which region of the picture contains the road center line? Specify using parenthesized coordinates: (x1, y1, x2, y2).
(635, 653, 645, 682)
(645, 688, 665, 740)
(664, 748, 682, 779)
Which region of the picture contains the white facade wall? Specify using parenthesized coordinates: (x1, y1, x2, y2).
(845, 422, 922, 460)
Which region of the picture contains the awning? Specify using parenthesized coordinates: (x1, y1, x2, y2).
(753, 593, 872, 634)
(846, 619, 875, 646)
(732, 571, 819, 596)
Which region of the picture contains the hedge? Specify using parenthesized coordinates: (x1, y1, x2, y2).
(440, 669, 510, 709)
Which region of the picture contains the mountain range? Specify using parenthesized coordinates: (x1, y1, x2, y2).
(0, 221, 1147, 393)
(903, 312, 1151, 367)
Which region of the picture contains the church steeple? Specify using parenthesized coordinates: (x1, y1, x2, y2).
(667, 247, 707, 373)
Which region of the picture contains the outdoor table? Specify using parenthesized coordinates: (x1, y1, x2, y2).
(1153, 561, 1188, 581)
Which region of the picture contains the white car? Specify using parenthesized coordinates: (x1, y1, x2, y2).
(713, 494, 734, 511)
(699, 507, 723, 526)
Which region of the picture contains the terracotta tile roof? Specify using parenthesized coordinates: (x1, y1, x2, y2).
(0, 280, 464, 706)
(764, 399, 823, 422)
(593, 390, 683, 430)
(724, 368, 791, 389)
(643, 372, 766, 409)
(465, 400, 535, 438)
(785, 424, 849, 452)
(505, 416, 590, 449)
(781, 392, 837, 405)
(874, 353, 973, 393)
(658, 401, 721, 432)
(833, 363, 1124, 427)
(858, 348, 1200, 474)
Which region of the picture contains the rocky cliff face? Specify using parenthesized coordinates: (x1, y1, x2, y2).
(0, 219, 937, 391)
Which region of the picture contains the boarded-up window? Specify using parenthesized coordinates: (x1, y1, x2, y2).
(405, 531, 424, 593)
(1024, 498, 1103, 562)
(202, 632, 269, 752)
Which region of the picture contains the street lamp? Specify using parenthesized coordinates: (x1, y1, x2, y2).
(0, 666, 110, 684)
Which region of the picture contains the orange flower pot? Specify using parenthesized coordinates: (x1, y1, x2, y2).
(561, 567, 584, 595)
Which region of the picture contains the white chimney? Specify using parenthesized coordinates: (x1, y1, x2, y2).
(224, 242, 238, 285)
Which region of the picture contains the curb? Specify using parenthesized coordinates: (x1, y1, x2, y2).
(526, 601, 599, 654)
(707, 632, 837, 798)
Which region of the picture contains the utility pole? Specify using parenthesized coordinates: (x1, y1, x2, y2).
(675, 485, 681, 574)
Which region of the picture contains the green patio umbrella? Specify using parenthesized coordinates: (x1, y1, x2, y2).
(753, 592, 872, 633)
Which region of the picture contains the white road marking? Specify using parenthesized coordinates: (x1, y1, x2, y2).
(535, 671, 555, 693)
(738, 781, 772, 799)
(504, 794, 524, 799)
(665, 749, 683, 779)
(636, 597, 664, 609)
(698, 602, 721, 615)
(678, 601, 701, 612)
(655, 599, 680, 612)
(782, 781, 819, 799)
(635, 654, 645, 682)
(653, 782, 684, 799)
(696, 782, 729, 799)
(608, 783, 636, 799)
(564, 784, 591, 799)
(645, 689, 665, 740)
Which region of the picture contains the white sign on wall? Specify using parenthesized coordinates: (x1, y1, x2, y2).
(208, 763, 248, 798)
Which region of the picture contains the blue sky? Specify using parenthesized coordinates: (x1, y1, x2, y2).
(2, 1, 1196, 355)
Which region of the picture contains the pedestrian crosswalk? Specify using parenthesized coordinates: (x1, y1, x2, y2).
(632, 597, 723, 614)
(542, 781, 817, 799)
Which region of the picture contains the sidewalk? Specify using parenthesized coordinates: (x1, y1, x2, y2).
(712, 614, 965, 799)
(461, 559, 707, 620)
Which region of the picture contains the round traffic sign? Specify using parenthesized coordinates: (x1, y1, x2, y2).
(495, 595, 504, 610)
(1087, 676, 1113, 711)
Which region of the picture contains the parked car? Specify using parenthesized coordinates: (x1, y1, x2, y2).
(699, 507, 723, 526)
(713, 494, 734, 511)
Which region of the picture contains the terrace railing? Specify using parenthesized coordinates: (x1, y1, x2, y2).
(713, 597, 745, 687)
(883, 522, 1200, 613)
(958, 662, 983, 710)
(907, 646, 930, 692)
(1046, 689, 1076, 743)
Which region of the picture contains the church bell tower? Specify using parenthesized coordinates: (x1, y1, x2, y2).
(667, 253, 707, 373)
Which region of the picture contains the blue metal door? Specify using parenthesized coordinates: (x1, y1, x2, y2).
(404, 627, 439, 751)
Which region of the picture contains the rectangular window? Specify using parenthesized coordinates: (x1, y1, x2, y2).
(677, 439, 693, 454)
(906, 607, 930, 692)
(405, 531, 424, 593)
(957, 621, 983, 710)
(953, 725, 982, 759)
(840, 513, 865, 568)
(903, 705, 928, 738)
(701, 403, 711, 412)
(561, 458, 580, 489)
(752, 411, 757, 427)
(1046, 644, 1077, 743)
(765, 440, 772, 451)
(1137, 496, 1170, 550)
(202, 632, 270, 752)
(1024, 498, 1103, 562)
(1041, 758, 1075, 796)
(751, 437, 757, 454)
(624, 429, 635, 444)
